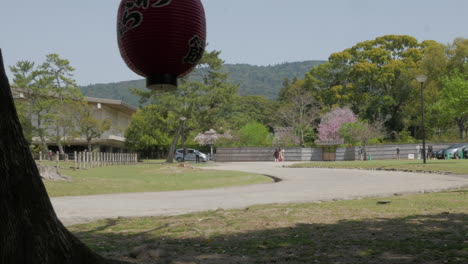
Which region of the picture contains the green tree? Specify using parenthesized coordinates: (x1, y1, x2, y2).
(304, 35, 425, 135)
(125, 104, 174, 152)
(10, 55, 82, 153)
(40, 54, 82, 154)
(10, 87, 34, 142)
(446, 38, 468, 75)
(10, 60, 55, 149)
(339, 120, 384, 160)
(278, 86, 321, 146)
(236, 122, 273, 147)
(131, 50, 239, 161)
(75, 102, 112, 151)
(437, 72, 468, 139)
(226, 95, 277, 130)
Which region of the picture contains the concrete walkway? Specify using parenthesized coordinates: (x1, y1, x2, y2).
(51, 162, 468, 226)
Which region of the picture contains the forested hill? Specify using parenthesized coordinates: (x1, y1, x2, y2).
(79, 60, 325, 107)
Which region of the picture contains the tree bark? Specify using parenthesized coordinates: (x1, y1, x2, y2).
(166, 118, 184, 163)
(57, 128, 65, 155)
(0, 50, 125, 263)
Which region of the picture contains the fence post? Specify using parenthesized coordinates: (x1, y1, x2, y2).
(77, 152, 81, 170)
(85, 151, 89, 169)
(80, 151, 83, 170)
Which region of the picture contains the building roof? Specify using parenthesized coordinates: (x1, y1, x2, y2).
(11, 87, 137, 115)
(85, 96, 137, 115)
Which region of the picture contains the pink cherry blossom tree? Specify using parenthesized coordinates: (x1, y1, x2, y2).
(317, 107, 357, 141)
(194, 129, 229, 158)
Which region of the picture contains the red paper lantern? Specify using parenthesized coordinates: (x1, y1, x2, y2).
(117, 0, 206, 90)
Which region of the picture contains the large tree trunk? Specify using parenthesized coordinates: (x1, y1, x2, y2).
(166, 118, 185, 163)
(0, 50, 124, 263)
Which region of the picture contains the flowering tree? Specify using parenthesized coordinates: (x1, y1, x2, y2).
(194, 129, 218, 146)
(194, 129, 224, 157)
(317, 107, 357, 140)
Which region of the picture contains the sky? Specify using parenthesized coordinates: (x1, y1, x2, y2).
(1, 0, 466, 86)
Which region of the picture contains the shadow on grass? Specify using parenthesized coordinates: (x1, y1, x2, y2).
(72, 212, 467, 264)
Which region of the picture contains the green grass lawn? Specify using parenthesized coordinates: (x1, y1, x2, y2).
(43, 163, 272, 197)
(291, 159, 468, 175)
(70, 189, 468, 264)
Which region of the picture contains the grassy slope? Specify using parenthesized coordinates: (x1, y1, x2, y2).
(44, 163, 272, 197)
(70, 189, 468, 264)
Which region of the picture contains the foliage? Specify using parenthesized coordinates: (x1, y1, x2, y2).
(235, 122, 273, 147)
(303, 35, 426, 135)
(13, 98, 34, 142)
(437, 72, 468, 139)
(317, 107, 357, 140)
(278, 85, 321, 146)
(127, 50, 239, 154)
(394, 129, 416, 143)
(125, 104, 173, 151)
(226, 95, 278, 129)
(75, 102, 112, 151)
(10, 55, 83, 152)
(339, 120, 384, 149)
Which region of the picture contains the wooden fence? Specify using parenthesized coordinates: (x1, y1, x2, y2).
(38, 151, 138, 169)
(216, 143, 466, 162)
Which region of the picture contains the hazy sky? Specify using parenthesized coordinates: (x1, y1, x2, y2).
(1, 0, 466, 86)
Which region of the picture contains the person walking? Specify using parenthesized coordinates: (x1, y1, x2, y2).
(396, 146, 400, 160)
(427, 145, 433, 159)
(279, 148, 285, 162)
(359, 147, 364, 161)
(277, 148, 283, 162)
(273, 148, 279, 162)
(195, 150, 200, 163)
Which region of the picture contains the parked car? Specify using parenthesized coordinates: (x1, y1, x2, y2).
(462, 146, 468, 159)
(175, 148, 208, 162)
(433, 149, 445, 159)
(436, 143, 468, 159)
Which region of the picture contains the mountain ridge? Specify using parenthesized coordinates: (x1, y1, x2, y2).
(79, 60, 326, 107)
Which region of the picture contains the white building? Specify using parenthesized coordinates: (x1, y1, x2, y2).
(13, 88, 137, 152)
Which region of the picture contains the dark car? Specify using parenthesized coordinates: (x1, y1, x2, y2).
(436, 143, 468, 159)
(434, 149, 445, 159)
(462, 146, 468, 159)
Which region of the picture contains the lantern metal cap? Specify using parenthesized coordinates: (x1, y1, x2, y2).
(146, 74, 178, 91)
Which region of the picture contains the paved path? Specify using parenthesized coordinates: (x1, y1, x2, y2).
(51, 162, 468, 226)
